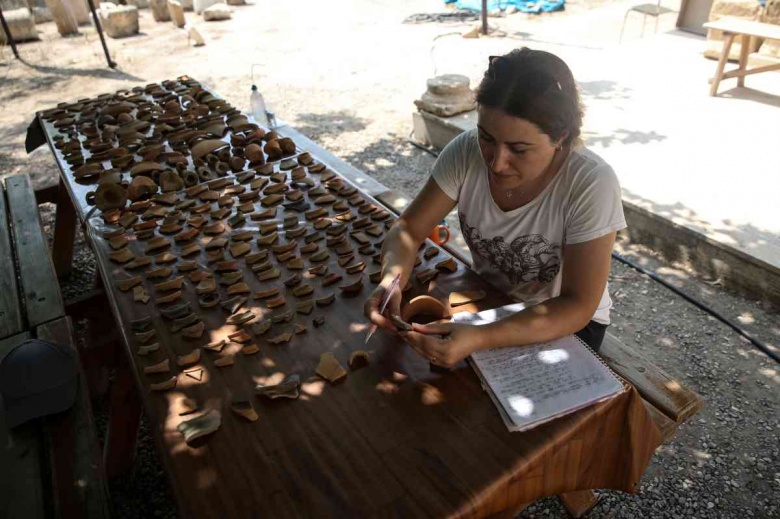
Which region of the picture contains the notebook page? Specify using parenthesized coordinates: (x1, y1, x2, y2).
(453, 306, 624, 431)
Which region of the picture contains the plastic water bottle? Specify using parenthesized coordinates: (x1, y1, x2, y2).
(250, 85, 269, 127)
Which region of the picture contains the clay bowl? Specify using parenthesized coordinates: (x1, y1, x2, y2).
(401, 295, 449, 325)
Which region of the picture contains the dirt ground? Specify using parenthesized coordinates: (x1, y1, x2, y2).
(2, 0, 779, 517)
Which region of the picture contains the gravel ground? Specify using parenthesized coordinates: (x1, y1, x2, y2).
(3, 1, 779, 517)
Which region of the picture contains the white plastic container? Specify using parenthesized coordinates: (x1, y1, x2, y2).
(250, 85, 270, 127)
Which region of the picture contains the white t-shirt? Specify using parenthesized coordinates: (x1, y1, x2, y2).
(432, 129, 626, 325)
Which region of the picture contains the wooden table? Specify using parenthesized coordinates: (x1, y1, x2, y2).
(37, 79, 664, 518)
(704, 19, 780, 96)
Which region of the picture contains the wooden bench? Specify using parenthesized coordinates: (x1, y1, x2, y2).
(549, 333, 703, 517)
(0, 174, 111, 518)
(704, 19, 780, 96)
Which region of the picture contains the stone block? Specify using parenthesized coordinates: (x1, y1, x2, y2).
(32, 6, 53, 24)
(127, 0, 150, 8)
(704, 0, 762, 60)
(188, 26, 205, 46)
(225, 0, 245, 5)
(150, 0, 170, 21)
(44, 0, 79, 36)
(98, 4, 139, 38)
(0, 8, 39, 44)
(203, 2, 230, 21)
(180, 0, 193, 10)
(69, 0, 91, 25)
(167, 0, 185, 27)
(414, 74, 476, 117)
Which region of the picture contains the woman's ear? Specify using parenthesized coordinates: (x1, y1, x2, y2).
(554, 132, 570, 149)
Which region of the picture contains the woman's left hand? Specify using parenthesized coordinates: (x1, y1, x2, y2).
(400, 322, 486, 368)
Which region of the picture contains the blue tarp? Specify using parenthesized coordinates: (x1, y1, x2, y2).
(451, 0, 565, 14)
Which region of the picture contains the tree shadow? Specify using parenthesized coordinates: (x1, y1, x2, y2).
(579, 80, 633, 102)
(582, 128, 667, 148)
(0, 64, 144, 105)
(291, 111, 370, 143)
(620, 185, 780, 308)
(583, 128, 667, 148)
(18, 59, 144, 81)
(338, 136, 435, 198)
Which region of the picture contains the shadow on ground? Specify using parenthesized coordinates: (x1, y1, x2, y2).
(292, 110, 370, 142)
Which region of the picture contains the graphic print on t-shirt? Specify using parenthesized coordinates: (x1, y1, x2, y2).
(459, 213, 561, 285)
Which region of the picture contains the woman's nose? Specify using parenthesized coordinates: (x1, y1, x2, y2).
(491, 145, 511, 173)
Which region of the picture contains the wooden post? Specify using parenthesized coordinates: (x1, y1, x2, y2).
(45, 0, 80, 36)
(104, 355, 142, 478)
(52, 177, 76, 279)
(737, 33, 750, 87)
(481, 0, 488, 35)
(709, 32, 735, 96)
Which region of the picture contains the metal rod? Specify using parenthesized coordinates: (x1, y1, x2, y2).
(481, 0, 488, 35)
(86, 0, 116, 68)
(0, 5, 21, 60)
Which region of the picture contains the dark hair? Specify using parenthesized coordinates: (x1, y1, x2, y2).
(475, 48, 583, 146)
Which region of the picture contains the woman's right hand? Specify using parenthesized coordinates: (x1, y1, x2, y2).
(364, 283, 402, 332)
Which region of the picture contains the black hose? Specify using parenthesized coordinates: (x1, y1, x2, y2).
(406, 135, 780, 364)
(611, 252, 779, 364)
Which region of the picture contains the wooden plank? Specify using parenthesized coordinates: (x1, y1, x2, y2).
(52, 177, 77, 278)
(643, 399, 678, 442)
(0, 182, 24, 339)
(5, 174, 65, 327)
(600, 333, 703, 424)
(0, 331, 48, 519)
(37, 316, 112, 519)
(703, 19, 780, 41)
(721, 61, 780, 80)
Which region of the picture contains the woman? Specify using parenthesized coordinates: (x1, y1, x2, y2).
(364, 48, 626, 367)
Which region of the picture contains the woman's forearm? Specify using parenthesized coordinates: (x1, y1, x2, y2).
(480, 295, 594, 350)
(380, 222, 422, 287)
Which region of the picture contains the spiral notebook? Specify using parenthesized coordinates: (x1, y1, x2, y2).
(453, 304, 625, 432)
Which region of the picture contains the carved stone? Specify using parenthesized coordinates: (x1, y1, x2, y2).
(414, 75, 476, 117)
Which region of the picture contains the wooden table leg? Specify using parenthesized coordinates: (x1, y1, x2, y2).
(104, 355, 142, 478)
(710, 32, 735, 96)
(738, 33, 750, 87)
(52, 177, 76, 278)
(559, 490, 600, 518)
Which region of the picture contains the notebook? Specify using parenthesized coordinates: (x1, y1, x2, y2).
(452, 304, 625, 432)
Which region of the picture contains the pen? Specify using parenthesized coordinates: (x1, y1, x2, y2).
(364, 274, 401, 345)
